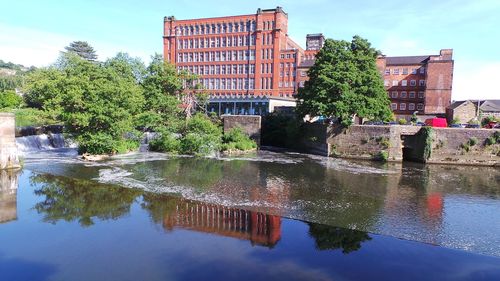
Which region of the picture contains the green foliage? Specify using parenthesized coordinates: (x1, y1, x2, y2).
(262, 112, 302, 148)
(398, 118, 407, 125)
(297, 36, 392, 126)
(12, 108, 59, 127)
(64, 41, 98, 61)
(77, 133, 139, 155)
(481, 115, 499, 127)
(421, 127, 433, 160)
(24, 52, 144, 154)
(452, 117, 461, 125)
(485, 131, 500, 146)
(0, 75, 24, 92)
(410, 112, 419, 124)
(373, 150, 388, 162)
(149, 132, 181, 153)
(0, 90, 23, 109)
(375, 136, 390, 149)
(468, 137, 478, 146)
(221, 127, 257, 152)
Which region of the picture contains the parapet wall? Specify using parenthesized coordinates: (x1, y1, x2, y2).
(0, 113, 20, 170)
(222, 115, 261, 146)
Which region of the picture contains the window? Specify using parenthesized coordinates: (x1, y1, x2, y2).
(409, 103, 415, 111)
(401, 91, 407, 98)
(402, 68, 408, 75)
(391, 91, 398, 98)
(384, 80, 389, 87)
(400, 103, 406, 110)
(419, 80, 426, 86)
(392, 80, 398, 86)
(411, 68, 417, 74)
(417, 103, 424, 110)
(410, 80, 416, 86)
(402, 80, 407, 86)
(391, 103, 397, 110)
(409, 91, 416, 98)
(418, 91, 425, 98)
(384, 69, 390, 75)
(420, 67, 426, 74)
(393, 68, 400, 75)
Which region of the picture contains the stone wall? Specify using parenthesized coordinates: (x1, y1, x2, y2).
(222, 115, 261, 146)
(429, 128, 499, 166)
(300, 123, 499, 166)
(0, 113, 20, 170)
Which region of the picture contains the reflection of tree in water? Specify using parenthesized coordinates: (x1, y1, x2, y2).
(308, 222, 371, 254)
(31, 174, 141, 226)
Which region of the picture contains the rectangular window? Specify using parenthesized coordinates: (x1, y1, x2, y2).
(391, 103, 397, 110)
(409, 91, 416, 98)
(392, 80, 398, 86)
(419, 80, 426, 86)
(402, 80, 407, 86)
(409, 103, 415, 111)
(418, 91, 425, 98)
(420, 67, 426, 74)
(391, 91, 398, 98)
(393, 69, 400, 75)
(411, 68, 417, 74)
(402, 68, 408, 75)
(417, 103, 424, 110)
(400, 103, 406, 110)
(401, 91, 407, 98)
(301, 71, 307, 77)
(410, 80, 416, 86)
(384, 69, 390, 75)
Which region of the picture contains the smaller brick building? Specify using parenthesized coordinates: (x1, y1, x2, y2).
(377, 49, 454, 120)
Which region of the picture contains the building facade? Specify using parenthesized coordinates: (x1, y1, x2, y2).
(163, 7, 453, 118)
(163, 7, 323, 115)
(376, 49, 454, 119)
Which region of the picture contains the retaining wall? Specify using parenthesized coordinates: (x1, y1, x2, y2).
(223, 115, 261, 146)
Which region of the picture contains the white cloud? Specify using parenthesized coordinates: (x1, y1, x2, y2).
(0, 23, 151, 67)
(453, 61, 500, 101)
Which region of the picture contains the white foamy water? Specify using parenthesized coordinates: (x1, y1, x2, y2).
(16, 134, 76, 155)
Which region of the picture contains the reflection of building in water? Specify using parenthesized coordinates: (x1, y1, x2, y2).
(0, 170, 19, 223)
(161, 198, 281, 247)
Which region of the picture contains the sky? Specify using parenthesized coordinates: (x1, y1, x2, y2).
(1, 0, 499, 101)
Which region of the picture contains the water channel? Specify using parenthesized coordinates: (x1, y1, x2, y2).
(1, 143, 499, 280)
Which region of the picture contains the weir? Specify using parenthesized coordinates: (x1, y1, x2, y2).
(0, 113, 20, 170)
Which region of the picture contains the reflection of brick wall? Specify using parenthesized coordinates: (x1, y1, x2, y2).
(162, 199, 281, 247)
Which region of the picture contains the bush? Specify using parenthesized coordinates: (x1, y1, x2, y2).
(374, 151, 388, 162)
(468, 137, 478, 146)
(77, 133, 139, 155)
(222, 127, 257, 152)
(181, 132, 220, 155)
(149, 133, 181, 153)
(485, 131, 500, 146)
(0, 90, 23, 109)
(398, 118, 407, 125)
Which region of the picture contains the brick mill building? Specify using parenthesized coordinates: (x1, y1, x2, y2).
(377, 49, 454, 120)
(163, 7, 453, 118)
(163, 7, 322, 115)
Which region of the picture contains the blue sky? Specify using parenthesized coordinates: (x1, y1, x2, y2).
(1, 0, 499, 100)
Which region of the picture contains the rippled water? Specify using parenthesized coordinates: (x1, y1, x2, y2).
(20, 149, 500, 257)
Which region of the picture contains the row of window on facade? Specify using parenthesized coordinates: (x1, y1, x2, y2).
(202, 78, 255, 90)
(174, 21, 259, 36)
(384, 67, 425, 75)
(384, 79, 426, 87)
(177, 35, 257, 50)
(177, 64, 256, 76)
(391, 103, 424, 111)
(278, 81, 295, 88)
(207, 102, 270, 116)
(280, 53, 297, 59)
(177, 50, 256, 63)
(390, 91, 425, 99)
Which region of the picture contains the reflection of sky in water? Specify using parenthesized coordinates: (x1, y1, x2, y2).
(19, 149, 500, 257)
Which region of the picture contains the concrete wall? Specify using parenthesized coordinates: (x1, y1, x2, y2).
(0, 113, 20, 170)
(222, 115, 261, 146)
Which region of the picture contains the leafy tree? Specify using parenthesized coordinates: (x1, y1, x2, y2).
(297, 36, 392, 126)
(63, 41, 98, 61)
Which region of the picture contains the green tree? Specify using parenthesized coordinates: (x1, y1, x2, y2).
(297, 36, 392, 126)
(63, 41, 98, 61)
(0, 90, 23, 109)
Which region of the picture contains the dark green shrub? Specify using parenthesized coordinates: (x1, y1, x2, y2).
(77, 133, 139, 155)
(373, 151, 388, 162)
(149, 133, 181, 153)
(221, 127, 257, 152)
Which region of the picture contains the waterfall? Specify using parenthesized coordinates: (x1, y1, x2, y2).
(16, 133, 74, 153)
(139, 132, 159, 152)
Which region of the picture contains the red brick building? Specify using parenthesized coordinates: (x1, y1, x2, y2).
(376, 49, 454, 119)
(163, 7, 322, 115)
